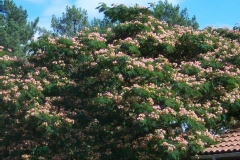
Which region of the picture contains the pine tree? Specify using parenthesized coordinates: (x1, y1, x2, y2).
(152, 0, 199, 29)
(0, 0, 39, 56)
(51, 5, 89, 37)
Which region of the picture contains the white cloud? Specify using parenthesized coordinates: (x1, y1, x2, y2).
(38, 17, 52, 30)
(34, 0, 72, 30)
(168, 0, 185, 5)
(43, 0, 71, 17)
(24, 0, 49, 5)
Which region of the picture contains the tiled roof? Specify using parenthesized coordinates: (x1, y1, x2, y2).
(0, 138, 3, 158)
(201, 128, 240, 154)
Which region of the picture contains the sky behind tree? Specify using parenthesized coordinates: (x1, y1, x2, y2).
(13, 0, 240, 30)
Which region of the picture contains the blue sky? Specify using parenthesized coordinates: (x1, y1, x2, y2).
(13, 0, 240, 30)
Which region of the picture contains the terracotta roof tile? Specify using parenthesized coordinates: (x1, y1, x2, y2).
(201, 128, 240, 154)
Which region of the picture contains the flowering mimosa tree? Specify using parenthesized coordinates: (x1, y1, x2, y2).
(1, 4, 240, 160)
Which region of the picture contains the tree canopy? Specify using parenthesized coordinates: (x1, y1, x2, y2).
(1, 2, 240, 160)
(152, 0, 199, 29)
(0, 0, 39, 56)
(51, 5, 89, 37)
(97, 0, 199, 29)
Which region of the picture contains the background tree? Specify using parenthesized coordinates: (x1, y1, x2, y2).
(51, 5, 89, 37)
(233, 23, 240, 31)
(152, 0, 199, 29)
(36, 26, 54, 37)
(89, 17, 114, 32)
(0, 0, 39, 56)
